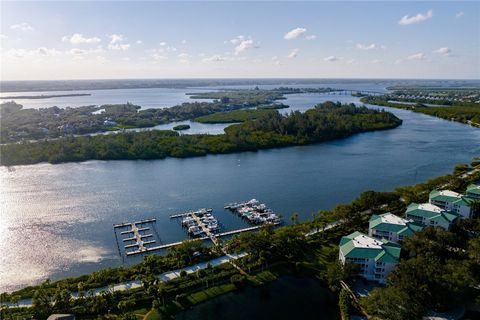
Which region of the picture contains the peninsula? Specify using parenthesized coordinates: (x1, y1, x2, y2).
(0, 102, 402, 166)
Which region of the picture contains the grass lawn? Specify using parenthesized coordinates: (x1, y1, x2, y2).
(186, 283, 236, 304)
(143, 308, 162, 320)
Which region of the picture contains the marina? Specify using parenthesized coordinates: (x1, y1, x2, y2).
(113, 218, 162, 257)
(117, 201, 282, 257)
(225, 199, 282, 225)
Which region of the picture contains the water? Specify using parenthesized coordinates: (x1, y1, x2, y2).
(0, 87, 214, 109)
(1, 80, 480, 293)
(176, 276, 339, 320)
(6, 78, 475, 110)
(92, 120, 234, 136)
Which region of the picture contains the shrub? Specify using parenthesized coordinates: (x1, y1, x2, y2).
(230, 274, 246, 289)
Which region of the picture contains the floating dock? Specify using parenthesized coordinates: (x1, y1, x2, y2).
(116, 202, 282, 257)
(124, 222, 279, 256)
(114, 218, 160, 256)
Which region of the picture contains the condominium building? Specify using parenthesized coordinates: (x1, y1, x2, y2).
(429, 189, 474, 219)
(369, 212, 424, 243)
(338, 231, 401, 284)
(406, 202, 459, 230)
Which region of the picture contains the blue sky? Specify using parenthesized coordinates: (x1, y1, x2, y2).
(1, 1, 479, 80)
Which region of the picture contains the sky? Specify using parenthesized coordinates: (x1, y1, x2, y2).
(0, 1, 479, 80)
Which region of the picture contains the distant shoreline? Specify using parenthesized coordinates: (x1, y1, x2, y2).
(0, 93, 91, 100)
(1, 78, 478, 93)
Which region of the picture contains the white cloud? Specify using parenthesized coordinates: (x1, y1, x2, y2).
(152, 54, 167, 60)
(433, 47, 452, 57)
(181, 40, 187, 44)
(287, 48, 299, 59)
(136, 40, 143, 44)
(407, 52, 426, 60)
(69, 48, 86, 55)
(370, 59, 383, 64)
(36, 47, 61, 56)
(455, 11, 464, 18)
(5, 46, 107, 60)
(305, 35, 317, 40)
(68, 47, 104, 55)
(203, 54, 225, 62)
(178, 53, 190, 64)
(227, 35, 258, 55)
(0, 34, 7, 39)
(235, 39, 254, 55)
(356, 43, 378, 50)
(228, 35, 245, 45)
(5, 48, 28, 58)
(10, 22, 34, 31)
(62, 33, 101, 45)
(284, 27, 307, 40)
(109, 34, 124, 44)
(109, 43, 130, 50)
(159, 42, 167, 46)
(399, 9, 433, 25)
(271, 56, 281, 65)
(108, 34, 130, 50)
(324, 56, 338, 62)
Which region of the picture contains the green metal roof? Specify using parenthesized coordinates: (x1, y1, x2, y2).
(466, 184, 480, 196)
(377, 242, 401, 263)
(452, 197, 475, 206)
(406, 203, 440, 219)
(397, 223, 424, 237)
(339, 231, 400, 263)
(369, 214, 406, 233)
(407, 203, 459, 225)
(429, 190, 461, 203)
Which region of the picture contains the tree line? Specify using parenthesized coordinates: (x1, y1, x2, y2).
(0, 102, 402, 166)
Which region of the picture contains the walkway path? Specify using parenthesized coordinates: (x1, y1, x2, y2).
(1, 253, 247, 308)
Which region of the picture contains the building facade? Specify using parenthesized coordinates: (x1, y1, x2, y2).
(466, 183, 480, 199)
(406, 202, 459, 230)
(429, 189, 474, 219)
(369, 212, 424, 243)
(339, 231, 401, 284)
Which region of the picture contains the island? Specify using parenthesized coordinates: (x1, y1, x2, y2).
(0, 88, 316, 143)
(360, 87, 480, 127)
(0, 93, 91, 100)
(0, 102, 402, 166)
(172, 124, 190, 131)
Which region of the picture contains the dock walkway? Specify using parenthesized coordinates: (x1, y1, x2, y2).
(125, 223, 279, 256)
(114, 218, 158, 255)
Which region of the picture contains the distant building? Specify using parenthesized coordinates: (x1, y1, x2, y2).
(466, 183, 480, 199)
(368, 212, 424, 243)
(47, 315, 75, 320)
(103, 119, 117, 126)
(429, 189, 474, 219)
(338, 231, 401, 284)
(406, 203, 459, 230)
